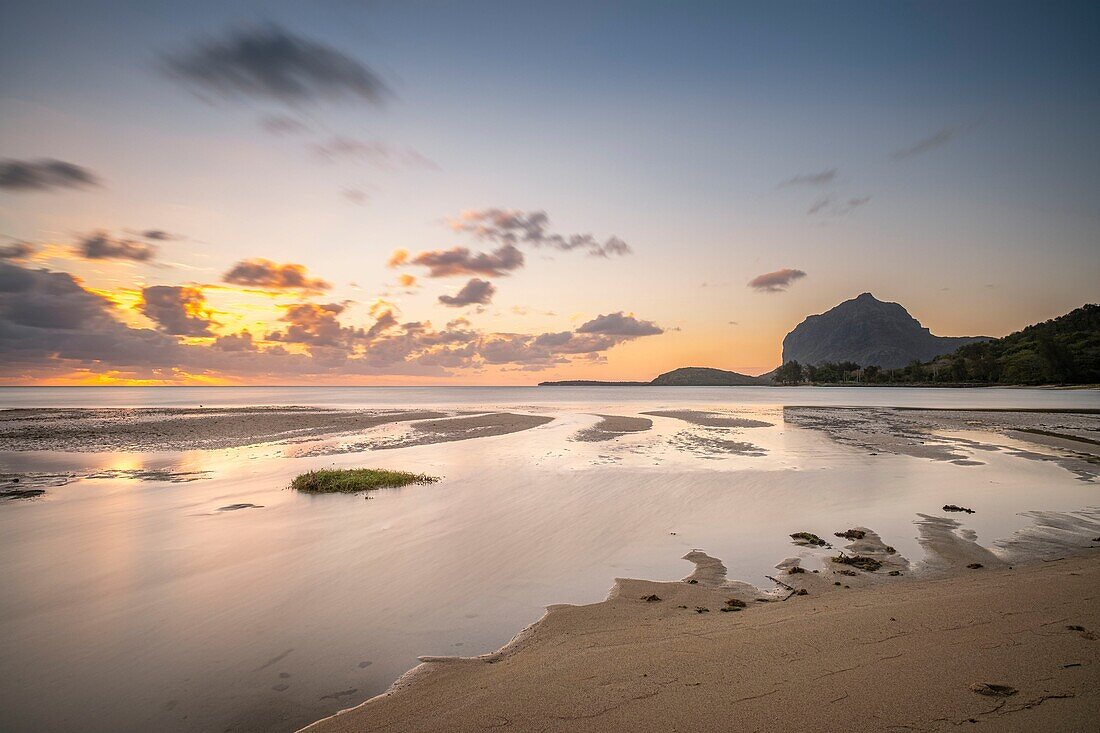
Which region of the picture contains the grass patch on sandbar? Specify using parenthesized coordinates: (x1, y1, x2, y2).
(290, 468, 439, 494)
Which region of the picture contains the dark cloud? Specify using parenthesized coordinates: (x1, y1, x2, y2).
(212, 330, 255, 352)
(893, 127, 956, 160)
(78, 231, 156, 261)
(410, 244, 524, 278)
(365, 308, 399, 339)
(162, 24, 390, 106)
(807, 197, 831, 215)
(478, 313, 664, 370)
(748, 268, 807, 293)
(576, 312, 663, 337)
(0, 241, 35, 260)
(778, 168, 836, 188)
(0, 158, 100, 192)
(267, 302, 361, 347)
(140, 229, 176, 241)
(223, 258, 330, 293)
(448, 209, 631, 257)
(140, 286, 216, 336)
(0, 262, 445, 381)
(439, 278, 495, 307)
(0, 261, 664, 381)
(0, 262, 116, 330)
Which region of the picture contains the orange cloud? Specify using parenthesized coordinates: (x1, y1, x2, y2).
(388, 248, 409, 267)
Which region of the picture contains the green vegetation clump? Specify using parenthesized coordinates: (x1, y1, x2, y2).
(291, 468, 439, 494)
(790, 531, 827, 546)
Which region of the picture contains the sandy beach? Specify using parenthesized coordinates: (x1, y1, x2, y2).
(304, 552, 1100, 732)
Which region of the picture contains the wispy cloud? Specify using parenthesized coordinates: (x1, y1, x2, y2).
(162, 24, 390, 107)
(0, 158, 100, 192)
(313, 136, 438, 170)
(259, 115, 310, 135)
(0, 241, 35, 260)
(77, 231, 156, 261)
(807, 196, 871, 216)
(448, 209, 631, 257)
(748, 268, 807, 293)
(778, 168, 836, 188)
(893, 127, 956, 160)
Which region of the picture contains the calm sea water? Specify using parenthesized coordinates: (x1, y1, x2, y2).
(0, 387, 1097, 733)
(2, 384, 1099, 410)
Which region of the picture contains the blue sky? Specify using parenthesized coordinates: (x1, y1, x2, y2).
(1, 1, 1097, 383)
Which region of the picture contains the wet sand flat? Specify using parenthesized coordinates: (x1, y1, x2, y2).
(784, 406, 1100, 479)
(304, 555, 1100, 733)
(0, 407, 450, 452)
(373, 413, 554, 449)
(641, 410, 773, 428)
(573, 414, 653, 442)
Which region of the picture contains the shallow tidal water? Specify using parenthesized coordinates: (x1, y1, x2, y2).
(1, 386, 1098, 733)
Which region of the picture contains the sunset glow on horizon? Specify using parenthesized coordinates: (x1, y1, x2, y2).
(2, 1, 1097, 385)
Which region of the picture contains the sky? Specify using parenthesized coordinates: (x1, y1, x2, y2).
(0, 0, 1097, 385)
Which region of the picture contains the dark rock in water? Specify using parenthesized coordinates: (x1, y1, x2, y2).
(726, 598, 747, 609)
(943, 504, 975, 514)
(1, 488, 46, 500)
(641, 594, 661, 602)
(835, 529, 866, 540)
(967, 563, 984, 569)
(787, 565, 806, 574)
(685, 579, 698, 584)
(888, 570, 902, 576)
(217, 503, 263, 511)
(782, 293, 989, 369)
(794, 588, 809, 596)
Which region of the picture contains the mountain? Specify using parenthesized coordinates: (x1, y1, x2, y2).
(781, 293, 989, 369)
(649, 367, 765, 386)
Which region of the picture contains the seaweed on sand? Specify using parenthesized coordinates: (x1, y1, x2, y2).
(831, 555, 883, 572)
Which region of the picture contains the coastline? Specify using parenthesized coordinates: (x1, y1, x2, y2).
(302, 537, 1100, 732)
